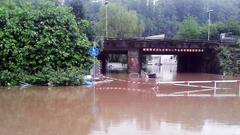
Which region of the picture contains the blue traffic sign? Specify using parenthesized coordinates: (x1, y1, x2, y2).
(90, 47, 99, 57)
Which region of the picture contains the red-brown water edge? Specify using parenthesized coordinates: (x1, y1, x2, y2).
(0, 72, 240, 135)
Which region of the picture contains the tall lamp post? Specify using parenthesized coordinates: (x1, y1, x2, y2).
(104, 0, 109, 37)
(60, 0, 65, 5)
(207, 9, 213, 41)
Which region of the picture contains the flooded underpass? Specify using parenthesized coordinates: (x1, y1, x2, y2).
(1, 65, 240, 135)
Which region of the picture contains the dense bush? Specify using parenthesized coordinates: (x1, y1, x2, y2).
(177, 16, 201, 39)
(45, 67, 86, 86)
(0, 0, 92, 86)
(0, 67, 86, 86)
(217, 46, 233, 75)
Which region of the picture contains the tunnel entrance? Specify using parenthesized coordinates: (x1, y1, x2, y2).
(177, 53, 204, 73)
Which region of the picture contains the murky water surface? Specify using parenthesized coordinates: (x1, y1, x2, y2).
(1, 65, 240, 135)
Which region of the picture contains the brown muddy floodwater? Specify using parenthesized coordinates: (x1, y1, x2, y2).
(1, 66, 240, 135)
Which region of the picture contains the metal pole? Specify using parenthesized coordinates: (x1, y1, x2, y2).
(207, 10, 213, 41)
(214, 81, 217, 96)
(93, 42, 96, 84)
(93, 42, 96, 103)
(238, 82, 240, 97)
(208, 12, 210, 40)
(93, 72, 96, 102)
(93, 57, 95, 83)
(105, 3, 108, 37)
(61, 0, 65, 5)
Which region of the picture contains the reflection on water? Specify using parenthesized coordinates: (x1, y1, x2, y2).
(1, 73, 240, 135)
(146, 64, 232, 82)
(0, 87, 94, 135)
(153, 64, 177, 81)
(92, 91, 240, 135)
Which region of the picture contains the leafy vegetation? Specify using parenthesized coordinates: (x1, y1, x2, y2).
(217, 46, 233, 75)
(65, 0, 96, 41)
(80, 0, 239, 38)
(177, 17, 240, 40)
(95, 3, 145, 38)
(0, 0, 92, 86)
(0, 67, 86, 86)
(177, 17, 201, 39)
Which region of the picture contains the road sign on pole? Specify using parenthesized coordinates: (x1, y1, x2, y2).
(104, 0, 109, 5)
(90, 47, 99, 87)
(90, 47, 99, 57)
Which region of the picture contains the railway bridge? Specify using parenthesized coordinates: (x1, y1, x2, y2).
(99, 38, 225, 74)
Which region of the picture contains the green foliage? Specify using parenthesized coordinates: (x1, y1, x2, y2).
(198, 19, 240, 40)
(0, 0, 92, 72)
(64, 0, 96, 41)
(237, 64, 240, 74)
(78, 20, 90, 34)
(198, 23, 222, 40)
(217, 46, 233, 74)
(177, 16, 200, 39)
(223, 18, 240, 35)
(65, 0, 85, 21)
(83, 0, 240, 38)
(95, 3, 145, 38)
(0, 0, 92, 86)
(0, 70, 21, 86)
(177, 18, 240, 40)
(0, 67, 86, 86)
(46, 67, 85, 86)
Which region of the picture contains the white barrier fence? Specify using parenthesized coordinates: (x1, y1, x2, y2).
(154, 80, 240, 97)
(97, 73, 240, 97)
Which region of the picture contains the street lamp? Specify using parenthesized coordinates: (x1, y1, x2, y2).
(207, 9, 213, 40)
(104, 0, 109, 37)
(60, 0, 65, 5)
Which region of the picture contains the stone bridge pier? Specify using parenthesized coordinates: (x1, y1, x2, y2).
(98, 49, 143, 74)
(127, 49, 142, 73)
